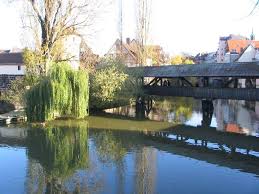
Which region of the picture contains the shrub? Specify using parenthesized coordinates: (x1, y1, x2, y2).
(89, 59, 143, 110)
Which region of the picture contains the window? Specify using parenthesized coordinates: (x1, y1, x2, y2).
(18, 65, 21, 70)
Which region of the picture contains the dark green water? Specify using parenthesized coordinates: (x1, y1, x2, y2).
(1, 97, 259, 194)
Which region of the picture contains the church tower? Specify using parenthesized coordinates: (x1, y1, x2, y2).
(251, 28, 255, 40)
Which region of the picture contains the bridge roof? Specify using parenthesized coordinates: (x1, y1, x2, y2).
(131, 62, 259, 78)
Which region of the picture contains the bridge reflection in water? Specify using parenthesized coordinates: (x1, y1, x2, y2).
(105, 97, 259, 171)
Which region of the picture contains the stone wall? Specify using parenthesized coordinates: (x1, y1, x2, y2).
(0, 74, 24, 91)
(0, 100, 15, 114)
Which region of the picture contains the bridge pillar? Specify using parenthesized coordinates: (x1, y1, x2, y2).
(135, 96, 146, 119)
(201, 100, 214, 127)
(234, 78, 238, 88)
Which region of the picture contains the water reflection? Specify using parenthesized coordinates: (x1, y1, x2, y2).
(1, 119, 259, 193)
(1, 97, 259, 193)
(93, 131, 126, 163)
(106, 97, 195, 124)
(135, 147, 157, 194)
(105, 97, 259, 136)
(214, 100, 259, 136)
(26, 125, 89, 193)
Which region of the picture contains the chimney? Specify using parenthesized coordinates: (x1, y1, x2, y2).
(126, 38, 130, 45)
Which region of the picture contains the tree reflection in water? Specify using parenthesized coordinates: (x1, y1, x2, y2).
(135, 147, 157, 194)
(93, 130, 126, 163)
(92, 131, 127, 194)
(105, 97, 195, 124)
(26, 125, 89, 193)
(91, 129, 157, 194)
(145, 97, 195, 124)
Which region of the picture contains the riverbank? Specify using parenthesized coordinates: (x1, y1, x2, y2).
(0, 109, 26, 125)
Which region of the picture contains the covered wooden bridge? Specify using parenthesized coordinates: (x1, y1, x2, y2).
(130, 62, 259, 101)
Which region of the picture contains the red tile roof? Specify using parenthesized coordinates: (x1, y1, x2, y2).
(227, 40, 259, 53)
(226, 123, 241, 133)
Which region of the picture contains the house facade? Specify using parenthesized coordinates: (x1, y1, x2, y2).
(0, 51, 24, 75)
(215, 33, 259, 88)
(105, 38, 166, 67)
(237, 44, 259, 62)
(217, 33, 259, 63)
(0, 51, 24, 91)
(105, 38, 139, 67)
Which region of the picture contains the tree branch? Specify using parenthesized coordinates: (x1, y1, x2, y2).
(249, 0, 259, 15)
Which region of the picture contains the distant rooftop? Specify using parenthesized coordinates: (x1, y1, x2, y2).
(0, 52, 23, 65)
(227, 40, 259, 54)
(220, 34, 249, 41)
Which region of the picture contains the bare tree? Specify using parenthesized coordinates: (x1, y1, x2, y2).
(135, 0, 152, 66)
(118, 0, 123, 55)
(80, 39, 99, 72)
(12, 0, 105, 74)
(249, 0, 259, 15)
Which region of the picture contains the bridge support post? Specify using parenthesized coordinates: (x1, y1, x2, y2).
(234, 79, 238, 88)
(135, 95, 146, 119)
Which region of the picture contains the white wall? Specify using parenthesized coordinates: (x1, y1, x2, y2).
(0, 64, 25, 75)
(224, 53, 230, 63)
(63, 35, 81, 70)
(237, 45, 255, 62)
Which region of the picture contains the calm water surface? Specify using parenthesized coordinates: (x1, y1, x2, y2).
(1, 97, 259, 194)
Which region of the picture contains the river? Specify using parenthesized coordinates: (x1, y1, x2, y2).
(0, 97, 259, 194)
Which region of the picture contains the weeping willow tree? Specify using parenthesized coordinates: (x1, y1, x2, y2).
(26, 62, 89, 122)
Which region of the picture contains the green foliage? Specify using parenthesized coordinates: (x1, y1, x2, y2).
(170, 55, 195, 65)
(0, 77, 28, 107)
(0, 49, 44, 107)
(92, 65, 128, 102)
(170, 55, 183, 65)
(26, 62, 89, 122)
(90, 59, 143, 110)
(27, 125, 89, 179)
(23, 48, 43, 84)
(184, 59, 195, 64)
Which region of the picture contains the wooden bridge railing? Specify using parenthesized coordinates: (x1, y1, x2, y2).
(144, 86, 259, 101)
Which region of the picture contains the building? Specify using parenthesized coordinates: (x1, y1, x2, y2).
(80, 40, 99, 71)
(105, 38, 139, 67)
(0, 50, 24, 91)
(194, 52, 217, 64)
(105, 38, 166, 67)
(217, 34, 248, 63)
(215, 32, 259, 88)
(216, 33, 259, 63)
(236, 43, 259, 62)
(63, 35, 82, 70)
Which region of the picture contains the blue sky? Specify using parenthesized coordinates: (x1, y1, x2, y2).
(0, 0, 259, 56)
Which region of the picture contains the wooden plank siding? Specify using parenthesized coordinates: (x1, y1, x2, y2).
(144, 86, 259, 101)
